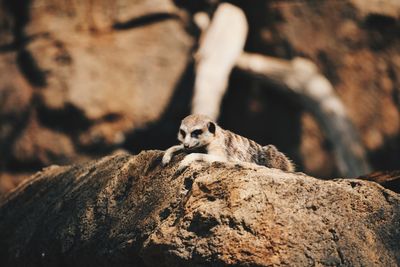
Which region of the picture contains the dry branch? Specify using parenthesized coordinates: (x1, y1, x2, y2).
(191, 3, 248, 120)
(236, 53, 371, 176)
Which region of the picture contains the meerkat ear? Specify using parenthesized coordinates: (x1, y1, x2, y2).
(208, 122, 216, 134)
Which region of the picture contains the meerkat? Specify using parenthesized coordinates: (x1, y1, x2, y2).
(162, 114, 295, 172)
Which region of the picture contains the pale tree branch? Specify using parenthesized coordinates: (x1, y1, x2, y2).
(191, 3, 248, 120)
(236, 53, 371, 176)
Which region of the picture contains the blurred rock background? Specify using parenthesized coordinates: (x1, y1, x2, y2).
(0, 0, 399, 195)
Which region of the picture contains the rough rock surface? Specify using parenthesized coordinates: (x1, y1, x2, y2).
(1, 151, 399, 266)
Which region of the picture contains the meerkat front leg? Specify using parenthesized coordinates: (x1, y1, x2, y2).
(178, 153, 228, 171)
(162, 144, 184, 166)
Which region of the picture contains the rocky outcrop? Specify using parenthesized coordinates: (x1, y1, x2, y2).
(1, 151, 399, 266)
(1, 0, 400, 200)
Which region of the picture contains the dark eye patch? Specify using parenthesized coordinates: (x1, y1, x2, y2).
(191, 129, 203, 137)
(180, 129, 186, 138)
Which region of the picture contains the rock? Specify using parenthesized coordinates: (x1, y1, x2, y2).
(1, 151, 399, 266)
(1, 0, 400, 199)
(25, 0, 191, 132)
(0, 52, 33, 164)
(0, 0, 193, 191)
(11, 112, 76, 166)
(350, 0, 400, 19)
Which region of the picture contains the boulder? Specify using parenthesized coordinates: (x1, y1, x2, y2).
(1, 151, 399, 266)
(0, 0, 193, 192)
(2, 0, 400, 196)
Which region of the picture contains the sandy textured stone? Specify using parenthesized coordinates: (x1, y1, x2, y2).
(0, 151, 399, 266)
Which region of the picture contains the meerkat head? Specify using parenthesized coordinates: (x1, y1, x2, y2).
(178, 114, 217, 150)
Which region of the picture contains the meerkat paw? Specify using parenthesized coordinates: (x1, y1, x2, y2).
(176, 164, 189, 173)
(176, 162, 191, 175)
(161, 153, 172, 167)
(233, 161, 262, 170)
(177, 153, 229, 172)
(177, 158, 195, 172)
(161, 144, 184, 167)
(177, 153, 204, 172)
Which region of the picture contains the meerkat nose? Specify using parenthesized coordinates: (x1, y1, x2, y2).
(184, 144, 190, 149)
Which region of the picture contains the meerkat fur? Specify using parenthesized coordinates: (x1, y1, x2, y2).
(162, 114, 295, 172)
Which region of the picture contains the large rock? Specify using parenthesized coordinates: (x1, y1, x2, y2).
(1, 151, 399, 266)
(0, 0, 193, 189)
(1, 0, 400, 203)
(25, 0, 191, 127)
(0, 0, 192, 158)
(0, 52, 33, 165)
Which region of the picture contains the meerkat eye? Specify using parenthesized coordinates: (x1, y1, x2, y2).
(180, 129, 186, 138)
(191, 129, 203, 137)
